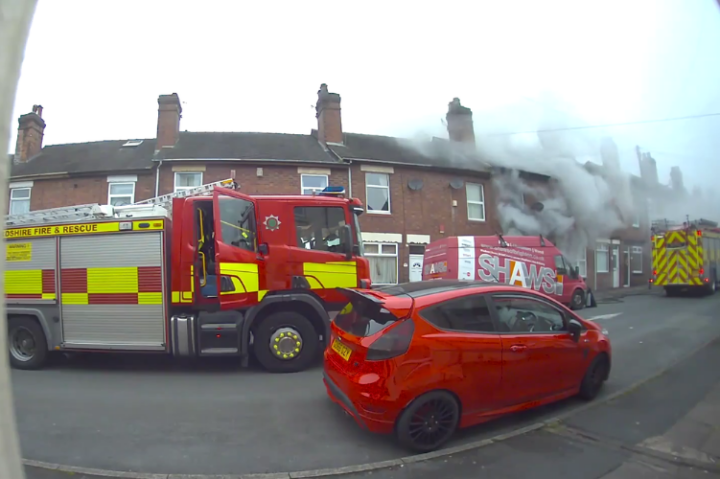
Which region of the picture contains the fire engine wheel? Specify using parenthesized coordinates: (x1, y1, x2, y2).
(708, 280, 717, 295)
(8, 317, 48, 370)
(570, 289, 585, 310)
(253, 311, 319, 373)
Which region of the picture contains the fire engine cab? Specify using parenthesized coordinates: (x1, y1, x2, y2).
(5, 179, 371, 373)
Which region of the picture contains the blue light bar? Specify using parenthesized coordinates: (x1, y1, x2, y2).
(319, 186, 346, 197)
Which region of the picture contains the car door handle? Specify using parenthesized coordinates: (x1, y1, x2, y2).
(510, 345, 527, 352)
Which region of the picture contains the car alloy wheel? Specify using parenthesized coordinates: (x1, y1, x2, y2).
(396, 391, 460, 452)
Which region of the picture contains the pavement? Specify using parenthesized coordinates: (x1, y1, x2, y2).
(11, 287, 720, 478)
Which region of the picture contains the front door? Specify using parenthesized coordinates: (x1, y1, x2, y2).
(409, 254, 424, 282)
(490, 293, 587, 405)
(623, 246, 631, 287)
(612, 246, 620, 288)
(212, 187, 260, 311)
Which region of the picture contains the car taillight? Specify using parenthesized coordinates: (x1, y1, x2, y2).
(366, 320, 415, 361)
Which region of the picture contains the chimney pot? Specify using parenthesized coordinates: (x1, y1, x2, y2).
(316, 83, 343, 144)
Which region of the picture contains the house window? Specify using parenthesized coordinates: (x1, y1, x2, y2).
(9, 188, 31, 215)
(575, 249, 588, 278)
(364, 242, 398, 284)
(365, 173, 390, 214)
(301, 174, 328, 195)
(596, 243, 609, 273)
(174, 172, 203, 192)
(631, 246, 643, 273)
(108, 183, 135, 206)
(632, 209, 640, 228)
(466, 183, 485, 221)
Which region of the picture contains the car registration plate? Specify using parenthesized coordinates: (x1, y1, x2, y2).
(331, 339, 352, 361)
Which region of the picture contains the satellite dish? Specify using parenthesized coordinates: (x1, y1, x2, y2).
(408, 179, 424, 191)
(449, 178, 464, 190)
(531, 202, 544, 212)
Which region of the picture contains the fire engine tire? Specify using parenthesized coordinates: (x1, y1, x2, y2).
(253, 311, 319, 373)
(570, 289, 585, 311)
(8, 316, 48, 370)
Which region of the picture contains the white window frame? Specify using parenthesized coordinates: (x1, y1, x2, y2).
(466, 183, 486, 222)
(364, 242, 398, 285)
(300, 174, 328, 195)
(365, 172, 391, 214)
(631, 246, 643, 273)
(9, 187, 31, 215)
(174, 171, 203, 193)
(108, 182, 136, 206)
(575, 249, 588, 278)
(596, 243, 609, 273)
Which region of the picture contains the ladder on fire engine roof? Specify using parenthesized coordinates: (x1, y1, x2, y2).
(651, 217, 719, 234)
(5, 178, 239, 227)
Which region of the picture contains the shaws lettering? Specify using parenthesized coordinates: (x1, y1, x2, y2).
(478, 254, 560, 295)
(5, 223, 99, 238)
(423, 260, 447, 276)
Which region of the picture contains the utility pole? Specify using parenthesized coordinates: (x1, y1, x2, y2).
(0, 1, 39, 478)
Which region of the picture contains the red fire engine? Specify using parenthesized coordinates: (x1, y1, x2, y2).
(5, 179, 371, 372)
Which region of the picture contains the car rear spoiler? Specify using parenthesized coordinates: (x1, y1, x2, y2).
(337, 287, 385, 305)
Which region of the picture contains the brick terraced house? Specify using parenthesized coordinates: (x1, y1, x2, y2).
(8, 85, 658, 290)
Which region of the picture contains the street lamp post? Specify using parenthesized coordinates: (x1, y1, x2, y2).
(0, 1, 39, 478)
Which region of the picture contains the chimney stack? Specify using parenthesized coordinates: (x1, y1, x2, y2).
(316, 84, 343, 144)
(670, 166, 685, 193)
(156, 93, 182, 150)
(446, 98, 475, 144)
(599, 137, 620, 171)
(14, 105, 46, 162)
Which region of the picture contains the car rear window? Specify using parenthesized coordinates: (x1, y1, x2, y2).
(334, 301, 401, 337)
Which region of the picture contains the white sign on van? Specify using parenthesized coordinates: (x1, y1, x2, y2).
(457, 236, 476, 281)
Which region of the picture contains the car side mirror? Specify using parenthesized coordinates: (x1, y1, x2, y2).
(341, 224, 352, 260)
(568, 319, 583, 342)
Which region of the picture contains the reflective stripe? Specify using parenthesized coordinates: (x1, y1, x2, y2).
(302, 261, 358, 289)
(59, 266, 162, 305)
(219, 263, 259, 294)
(5, 269, 56, 300)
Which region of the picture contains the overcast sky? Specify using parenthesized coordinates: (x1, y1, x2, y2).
(8, 0, 720, 191)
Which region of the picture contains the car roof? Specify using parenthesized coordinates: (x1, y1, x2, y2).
(373, 280, 528, 299)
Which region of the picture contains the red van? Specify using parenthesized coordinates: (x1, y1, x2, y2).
(422, 235, 596, 310)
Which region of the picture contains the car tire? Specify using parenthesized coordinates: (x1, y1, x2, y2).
(395, 390, 460, 453)
(578, 354, 609, 401)
(570, 289, 585, 311)
(8, 316, 48, 370)
(707, 279, 717, 295)
(253, 311, 319, 373)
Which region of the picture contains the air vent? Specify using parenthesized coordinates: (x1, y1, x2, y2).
(122, 140, 144, 147)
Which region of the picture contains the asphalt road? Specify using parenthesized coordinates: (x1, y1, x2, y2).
(11, 292, 720, 476)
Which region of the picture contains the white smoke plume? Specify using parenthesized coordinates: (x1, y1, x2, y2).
(403, 99, 720, 263)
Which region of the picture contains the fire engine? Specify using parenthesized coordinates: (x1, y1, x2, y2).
(5, 179, 371, 372)
(650, 218, 720, 296)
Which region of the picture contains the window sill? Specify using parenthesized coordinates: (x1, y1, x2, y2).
(366, 210, 392, 215)
(632, 270, 644, 274)
(596, 270, 610, 274)
(468, 218, 487, 222)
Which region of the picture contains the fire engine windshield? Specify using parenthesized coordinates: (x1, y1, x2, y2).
(219, 196, 257, 251)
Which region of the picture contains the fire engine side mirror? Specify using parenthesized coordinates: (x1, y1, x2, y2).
(341, 224, 352, 260)
(259, 243, 269, 255)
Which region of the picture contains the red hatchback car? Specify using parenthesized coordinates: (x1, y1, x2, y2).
(323, 280, 611, 452)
